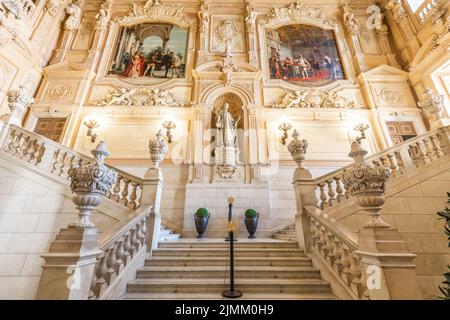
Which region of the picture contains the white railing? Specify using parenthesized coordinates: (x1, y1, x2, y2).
(313, 126, 449, 209)
(1, 124, 144, 209)
(89, 207, 151, 299)
(305, 206, 366, 299)
(417, 0, 439, 24)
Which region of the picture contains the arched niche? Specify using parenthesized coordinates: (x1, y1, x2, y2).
(209, 92, 246, 164)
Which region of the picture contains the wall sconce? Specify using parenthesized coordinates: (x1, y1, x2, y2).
(279, 122, 292, 145)
(83, 118, 99, 143)
(354, 123, 369, 144)
(162, 120, 176, 143)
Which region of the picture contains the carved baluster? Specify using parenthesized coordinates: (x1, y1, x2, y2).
(51, 149, 60, 174)
(325, 233, 336, 265)
(23, 138, 35, 162)
(430, 135, 444, 158)
(408, 145, 420, 167)
(310, 219, 319, 246)
(342, 169, 350, 199)
(436, 133, 448, 155)
(317, 226, 326, 253)
(93, 253, 108, 298)
(416, 141, 430, 165)
(105, 247, 117, 285)
(120, 178, 130, 206)
(128, 182, 138, 210)
(109, 176, 123, 203)
(18, 135, 30, 159)
(326, 179, 335, 206)
(350, 253, 364, 298)
(129, 227, 139, 257)
(88, 263, 99, 300)
(3, 130, 15, 153)
(140, 217, 148, 241)
(114, 238, 125, 274)
(122, 233, 132, 265)
(386, 153, 399, 177)
(340, 246, 352, 286)
(423, 137, 435, 161)
(332, 239, 343, 274)
(394, 150, 405, 174)
(334, 176, 344, 203)
(136, 221, 146, 247)
(318, 182, 327, 209)
(380, 156, 390, 170)
(11, 132, 23, 156)
(35, 142, 45, 165)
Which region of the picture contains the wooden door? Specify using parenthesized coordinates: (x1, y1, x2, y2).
(386, 121, 417, 145)
(34, 118, 67, 142)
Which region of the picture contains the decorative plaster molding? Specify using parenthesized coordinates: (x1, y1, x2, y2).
(417, 88, 445, 122)
(64, 0, 82, 31)
(272, 89, 357, 109)
(44, 0, 60, 17)
(95, 0, 112, 31)
(265, 2, 336, 29)
(385, 0, 408, 24)
(94, 86, 186, 107)
(115, 0, 186, 25)
(48, 85, 73, 100)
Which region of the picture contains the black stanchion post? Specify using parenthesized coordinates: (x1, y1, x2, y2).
(222, 197, 242, 298)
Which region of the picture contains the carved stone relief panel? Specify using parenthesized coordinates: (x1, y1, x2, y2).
(210, 15, 245, 54)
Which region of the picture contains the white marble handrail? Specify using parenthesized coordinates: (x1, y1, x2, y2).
(313, 125, 450, 209)
(0, 124, 144, 209)
(304, 205, 366, 299)
(89, 206, 152, 299)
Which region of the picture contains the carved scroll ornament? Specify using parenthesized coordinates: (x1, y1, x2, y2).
(272, 89, 357, 109)
(95, 86, 185, 107)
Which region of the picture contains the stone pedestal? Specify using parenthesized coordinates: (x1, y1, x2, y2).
(292, 167, 317, 253)
(36, 227, 102, 300)
(356, 228, 423, 300)
(141, 167, 163, 253)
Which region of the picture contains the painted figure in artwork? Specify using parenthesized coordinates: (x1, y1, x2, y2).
(109, 23, 188, 79)
(266, 24, 344, 86)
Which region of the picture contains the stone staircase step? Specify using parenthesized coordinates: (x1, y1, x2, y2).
(123, 292, 337, 300)
(145, 256, 313, 267)
(273, 235, 297, 241)
(157, 240, 298, 249)
(136, 266, 321, 279)
(159, 234, 181, 241)
(127, 278, 331, 294)
(152, 247, 304, 257)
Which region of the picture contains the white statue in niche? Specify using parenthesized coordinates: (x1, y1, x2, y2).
(65, 0, 82, 31)
(215, 103, 240, 147)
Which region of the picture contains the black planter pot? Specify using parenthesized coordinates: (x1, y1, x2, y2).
(194, 214, 210, 238)
(244, 214, 259, 238)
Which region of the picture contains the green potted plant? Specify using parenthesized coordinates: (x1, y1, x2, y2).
(244, 209, 259, 238)
(194, 208, 210, 238)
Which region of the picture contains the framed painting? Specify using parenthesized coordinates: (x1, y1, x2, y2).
(108, 22, 189, 80)
(266, 24, 345, 86)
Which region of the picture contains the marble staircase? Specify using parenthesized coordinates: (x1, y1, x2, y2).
(123, 239, 335, 300)
(272, 225, 297, 241)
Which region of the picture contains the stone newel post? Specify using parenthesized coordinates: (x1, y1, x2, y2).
(68, 141, 117, 228)
(142, 130, 168, 253)
(287, 130, 316, 254)
(36, 142, 116, 300)
(342, 141, 391, 228)
(342, 140, 422, 299)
